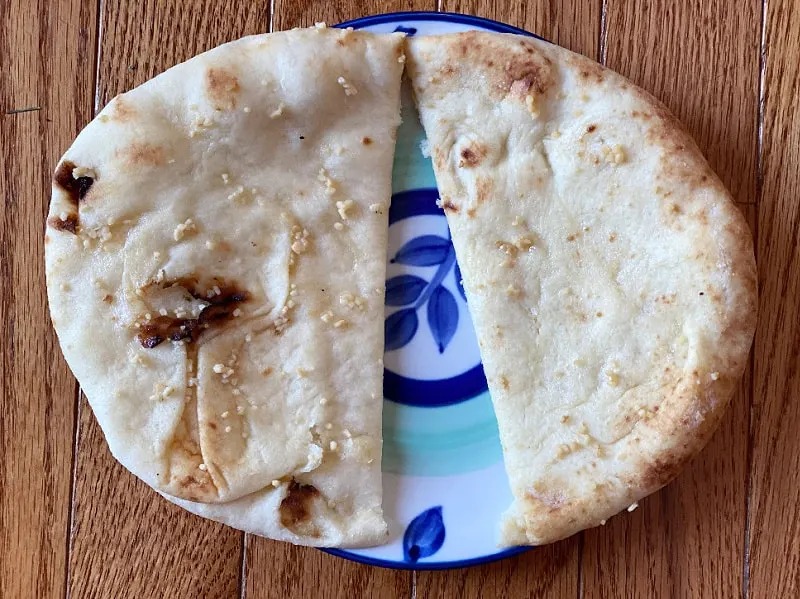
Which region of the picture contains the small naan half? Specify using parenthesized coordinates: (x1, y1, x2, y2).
(407, 32, 757, 545)
(46, 27, 405, 547)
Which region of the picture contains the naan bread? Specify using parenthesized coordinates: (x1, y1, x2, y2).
(407, 32, 757, 545)
(46, 26, 405, 547)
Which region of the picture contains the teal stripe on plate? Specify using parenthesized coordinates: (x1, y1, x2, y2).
(382, 391, 504, 476)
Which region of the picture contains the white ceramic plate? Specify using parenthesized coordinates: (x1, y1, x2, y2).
(325, 12, 537, 570)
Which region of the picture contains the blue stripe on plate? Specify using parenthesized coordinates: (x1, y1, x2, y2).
(323, 545, 531, 571)
(336, 11, 540, 40)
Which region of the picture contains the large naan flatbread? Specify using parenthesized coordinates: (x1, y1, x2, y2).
(407, 32, 757, 545)
(46, 26, 405, 547)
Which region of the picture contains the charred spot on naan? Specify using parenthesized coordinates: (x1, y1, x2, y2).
(135, 277, 249, 348)
(630, 110, 654, 121)
(524, 482, 569, 513)
(439, 32, 554, 101)
(475, 176, 494, 204)
(206, 67, 240, 110)
(660, 159, 715, 194)
(635, 453, 688, 492)
(49, 160, 97, 234)
(279, 480, 322, 537)
(441, 198, 460, 214)
(176, 473, 217, 502)
(633, 88, 726, 198)
(577, 64, 605, 85)
(560, 50, 608, 86)
(165, 428, 219, 501)
(454, 31, 482, 57)
(53, 160, 95, 205)
(458, 142, 488, 168)
(119, 142, 167, 167)
(47, 214, 79, 234)
(502, 48, 553, 100)
(108, 95, 137, 122)
(429, 142, 448, 171)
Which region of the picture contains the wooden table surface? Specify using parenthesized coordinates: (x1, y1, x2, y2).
(2, 0, 798, 596)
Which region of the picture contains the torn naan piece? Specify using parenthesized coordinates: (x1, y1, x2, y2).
(407, 32, 756, 546)
(46, 26, 405, 547)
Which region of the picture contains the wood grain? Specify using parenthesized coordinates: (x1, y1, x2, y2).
(415, 2, 599, 596)
(68, 407, 243, 598)
(246, 542, 413, 599)
(748, 0, 800, 596)
(599, 0, 761, 205)
(0, 1, 96, 597)
(1, 0, 783, 597)
(273, 0, 435, 31)
(441, 0, 601, 57)
(582, 1, 761, 597)
(95, 0, 270, 109)
(416, 541, 577, 599)
(67, 2, 268, 597)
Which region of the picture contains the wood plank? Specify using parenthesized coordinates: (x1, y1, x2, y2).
(748, 1, 800, 595)
(441, 0, 602, 57)
(598, 0, 761, 205)
(247, 543, 413, 599)
(68, 406, 243, 598)
(0, 0, 97, 597)
(582, 1, 761, 597)
(67, 2, 269, 597)
(242, 2, 431, 597)
(417, 541, 577, 599)
(415, 2, 600, 597)
(272, 0, 433, 31)
(94, 0, 270, 109)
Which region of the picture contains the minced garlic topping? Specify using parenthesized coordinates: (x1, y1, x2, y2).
(173, 218, 197, 241)
(270, 103, 285, 118)
(337, 76, 358, 96)
(336, 199, 355, 220)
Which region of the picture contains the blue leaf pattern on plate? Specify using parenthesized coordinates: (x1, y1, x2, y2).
(453, 261, 466, 302)
(393, 25, 417, 36)
(391, 235, 451, 267)
(403, 506, 446, 563)
(385, 229, 472, 354)
(427, 285, 458, 353)
(385, 308, 419, 351)
(386, 275, 428, 306)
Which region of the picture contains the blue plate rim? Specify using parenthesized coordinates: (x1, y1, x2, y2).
(323, 10, 536, 571)
(323, 545, 531, 571)
(336, 11, 541, 41)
